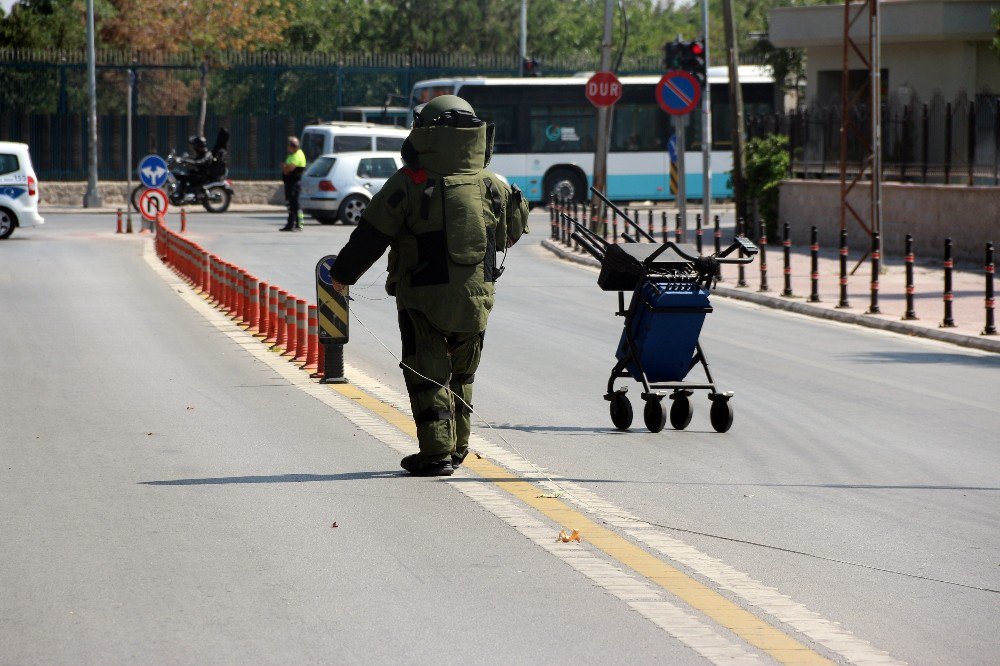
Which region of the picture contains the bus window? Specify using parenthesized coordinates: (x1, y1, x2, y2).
(611, 102, 669, 152)
(459, 86, 522, 154)
(529, 106, 595, 153)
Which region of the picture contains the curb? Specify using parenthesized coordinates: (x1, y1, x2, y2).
(540, 238, 1000, 354)
(39, 204, 286, 215)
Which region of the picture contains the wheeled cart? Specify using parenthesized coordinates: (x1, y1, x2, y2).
(568, 190, 758, 434)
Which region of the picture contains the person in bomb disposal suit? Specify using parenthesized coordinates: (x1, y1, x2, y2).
(329, 95, 530, 476)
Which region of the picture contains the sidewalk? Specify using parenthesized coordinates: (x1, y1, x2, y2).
(542, 234, 1000, 354)
(39, 203, 286, 215)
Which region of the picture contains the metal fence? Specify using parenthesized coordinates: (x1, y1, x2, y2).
(748, 91, 1000, 186)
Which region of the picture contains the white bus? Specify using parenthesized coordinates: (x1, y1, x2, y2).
(408, 67, 775, 204)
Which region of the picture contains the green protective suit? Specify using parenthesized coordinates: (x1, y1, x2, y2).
(329, 120, 530, 466)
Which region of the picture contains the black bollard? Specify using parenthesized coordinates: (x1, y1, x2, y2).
(661, 211, 668, 243)
(809, 226, 820, 302)
(736, 217, 749, 287)
(758, 219, 769, 292)
(572, 201, 579, 251)
(695, 213, 703, 255)
(612, 210, 619, 244)
(647, 209, 654, 240)
(837, 229, 850, 308)
(867, 232, 881, 314)
(713, 214, 722, 255)
(903, 234, 918, 320)
(602, 206, 609, 241)
(782, 222, 794, 297)
(549, 194, 558, 240)
(675, 213, 683, 243)
(941, 237, 956, 327)
(983, 242, 996, 335)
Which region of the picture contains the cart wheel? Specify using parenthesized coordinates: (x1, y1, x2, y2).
(669, 392, 693, 430)
(643, 399, 667, 433)
(610, 393, 633, 431)
(709, 398, 734, 433)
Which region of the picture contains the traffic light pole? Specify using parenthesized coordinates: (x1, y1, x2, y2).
(674, 115, 687, 226)
(701, 0, 712, 235)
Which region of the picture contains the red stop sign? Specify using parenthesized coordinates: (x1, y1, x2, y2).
(585, 71, 623, 108)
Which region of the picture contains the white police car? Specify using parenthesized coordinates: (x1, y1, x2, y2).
(0, 141, 44, 239)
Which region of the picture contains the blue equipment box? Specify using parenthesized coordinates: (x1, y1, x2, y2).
(615, 281, 712, 383)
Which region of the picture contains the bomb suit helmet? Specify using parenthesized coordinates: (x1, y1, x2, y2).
(413, 94, 476, 128)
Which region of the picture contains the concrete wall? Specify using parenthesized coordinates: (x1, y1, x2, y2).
(806, 41, 980, 106)
(39, 181, 285, 207)
(778, 180, 1000, 263)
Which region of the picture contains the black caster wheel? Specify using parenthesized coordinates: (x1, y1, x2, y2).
(643, 398, 667, 433)
(709, 398, 734, 433)
(610, 392, 633, 431)
(669, 391, 693, 430)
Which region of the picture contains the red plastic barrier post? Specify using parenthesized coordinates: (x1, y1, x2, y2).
(180, 209, 187, 233)
(246, 275, 259, 330)
(304, 304, 319, 371)
(282, 295, 298, 357)
(116, 209, 123, 234)
(312, 340, 325, 379)
(294, 299, 308, 363)
(274, 290, 289, 349)
(266, 286, 279, 344)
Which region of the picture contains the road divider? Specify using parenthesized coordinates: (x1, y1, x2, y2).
(153, 213, 342, 382)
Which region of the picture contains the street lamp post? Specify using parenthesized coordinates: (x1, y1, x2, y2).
(84, 0, 102, 207)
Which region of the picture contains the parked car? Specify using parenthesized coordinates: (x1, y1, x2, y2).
(300, 151, 402, 225)
(299, 122, 408, 164)
(0, 141, 44, 239)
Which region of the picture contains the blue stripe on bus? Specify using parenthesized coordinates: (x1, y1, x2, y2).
(508, 173, 734, 203)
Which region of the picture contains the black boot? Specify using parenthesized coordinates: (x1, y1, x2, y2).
(452, 449, 469, 469)
(400, 453, 453, 477)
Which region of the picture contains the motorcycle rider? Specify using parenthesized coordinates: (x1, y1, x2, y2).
(174, 135, 214, 200)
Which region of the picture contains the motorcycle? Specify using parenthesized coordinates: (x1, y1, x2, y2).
(131, 128, 234, 214)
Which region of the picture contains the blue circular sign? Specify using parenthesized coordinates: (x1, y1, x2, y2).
(317, 255, 336, 286)
(138, 154, 169, 189)
(656, 71, 701, 116)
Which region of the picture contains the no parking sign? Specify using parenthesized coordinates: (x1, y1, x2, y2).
(656, 71, 701, 116)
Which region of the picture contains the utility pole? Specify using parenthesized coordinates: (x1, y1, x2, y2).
(83, 0, 102, 207)
(701, 0, 712, 233)
(721, 0, 746, 228)
(126, 69, 134, 233)
(590, 0, 616, 214)
(520, 0, 528, 76)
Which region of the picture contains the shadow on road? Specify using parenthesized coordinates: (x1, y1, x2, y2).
(846, 350, 1000, 366)
(139, 471, 401, 485)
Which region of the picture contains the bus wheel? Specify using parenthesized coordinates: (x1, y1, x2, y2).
(545, 168, 585, 203)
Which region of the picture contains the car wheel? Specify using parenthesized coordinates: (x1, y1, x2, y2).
(544, 168, 586, 203)
(338, 194, 367, 225)
(0, 207, 16, 239)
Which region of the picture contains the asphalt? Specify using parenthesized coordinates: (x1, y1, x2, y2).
(3, 210, 999, 664)
(0, 216, 699, 664)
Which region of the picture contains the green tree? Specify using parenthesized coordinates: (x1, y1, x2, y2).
(744, 133, 789, 240)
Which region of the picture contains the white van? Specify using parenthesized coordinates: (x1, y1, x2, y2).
(0, 141, 44, 240)
(299, 122, 409, 164)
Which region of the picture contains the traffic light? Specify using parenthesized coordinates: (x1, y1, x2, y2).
(662, 40, 684, 70)
(663, 39, 706, 87)
(681, 39, 707, 87)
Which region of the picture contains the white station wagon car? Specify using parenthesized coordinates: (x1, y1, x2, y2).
(0, 141, 44, 239)
(300, 151, 402, 225)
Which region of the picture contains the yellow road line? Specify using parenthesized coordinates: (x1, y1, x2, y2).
(327, 381, 831, 665)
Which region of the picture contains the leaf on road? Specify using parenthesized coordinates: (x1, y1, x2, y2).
(331, 522, 338, 528)
(557, 529, 581, 543)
